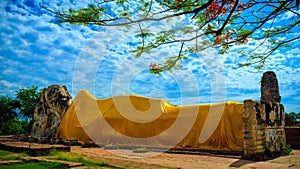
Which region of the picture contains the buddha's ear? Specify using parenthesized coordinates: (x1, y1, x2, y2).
(39, 88, 46, 103)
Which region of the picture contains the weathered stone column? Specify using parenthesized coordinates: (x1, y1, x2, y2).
(264, 102, 286, 156)
(243, 71, 286, 160)
(243, 100, 266, 160)
(261, 71, 285, 156)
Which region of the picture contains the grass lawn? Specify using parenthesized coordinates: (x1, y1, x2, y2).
(0, 161, 67, 169)
(45, 150, 122, 168)
(0, 149, 15, 157)
(0, 150, 25, 161)
(0, 149, 121, 169)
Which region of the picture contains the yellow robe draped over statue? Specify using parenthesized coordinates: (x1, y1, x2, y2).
(56, 90, 244, 151)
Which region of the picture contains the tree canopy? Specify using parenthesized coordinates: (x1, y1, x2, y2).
(0, 86, 41, 135)
(0, 96, 20, 132)
(16, 86, 41, 120)
(285, 112, 300, 126)
(41, 0, 299, 73)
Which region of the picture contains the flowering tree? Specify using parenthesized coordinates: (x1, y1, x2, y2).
(41, 0, 299, 74)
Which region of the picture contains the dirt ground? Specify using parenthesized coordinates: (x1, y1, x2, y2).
(1, 137, 298, 169)
(71, 146, 299, 169)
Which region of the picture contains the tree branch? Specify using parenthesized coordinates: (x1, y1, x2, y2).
(267, 36, 300, 57)
(191, 0, 214, 19)
(216, 0, 239, 36)
(40, 0, 299, 72)
(40, 0, 215, 27)
(162, 41, 185, 71)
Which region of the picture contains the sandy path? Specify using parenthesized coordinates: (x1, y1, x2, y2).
(71, 146, 297, 169)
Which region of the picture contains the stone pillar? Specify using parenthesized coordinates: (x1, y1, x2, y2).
(264, 102, 286, 156)
(243, 100, 266, 160)
(243, 71, 286, 160)
(261, 71, 281, 103)
(261, 71, 285, 156)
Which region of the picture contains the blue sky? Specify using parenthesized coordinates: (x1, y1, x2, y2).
(0, 0, 299, 112)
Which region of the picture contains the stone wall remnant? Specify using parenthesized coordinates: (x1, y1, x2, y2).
(31, 85, 72, 141)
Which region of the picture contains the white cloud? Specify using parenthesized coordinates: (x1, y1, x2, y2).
(281, 10, 300, 20)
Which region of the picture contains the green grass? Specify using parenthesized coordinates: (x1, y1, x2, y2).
(0, 150, 15, 157)
(282, 144, 293, 156)
(0, 135, 13, 138)
(0, 150, 66, 168)
(0, 161, 67, 169)
(40, 148, 60, 157)
(0, 150, 26, 160)
(0, 155, 22, 161)
(0, 149, 122, 169)
(54, 151, 115, 167)
(43, 150, 122, 168)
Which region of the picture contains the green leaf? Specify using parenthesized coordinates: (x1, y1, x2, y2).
(237, 29, 251, 38)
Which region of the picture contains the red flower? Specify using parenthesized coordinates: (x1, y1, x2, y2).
(215, 36, 223, 44)
(206, 1, 228, 19)
(150, 63, 159, 69)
